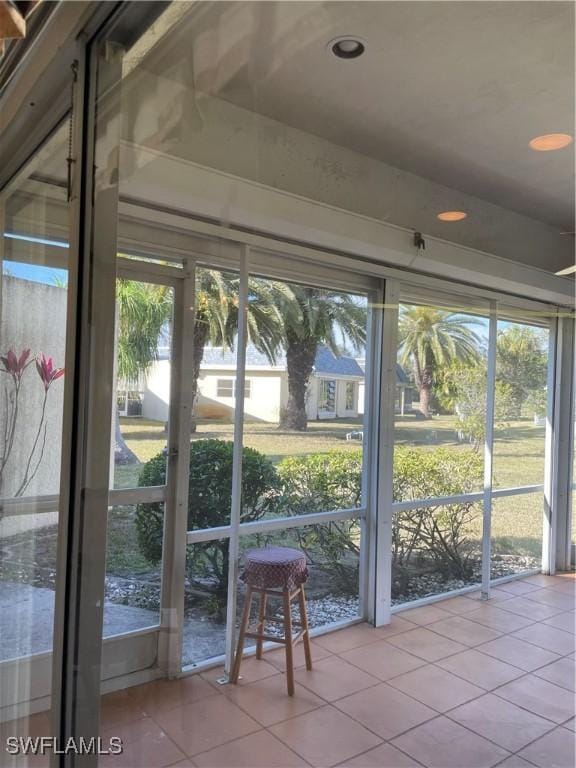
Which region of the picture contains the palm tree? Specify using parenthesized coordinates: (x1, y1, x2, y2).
(189, 271, 288, 429)
(398, 306, 481, 418)
(496, 326, 547, 418)
(114, 279, 173, 463)
(115, 273, 288, 462)
(279, 287, 367, 431)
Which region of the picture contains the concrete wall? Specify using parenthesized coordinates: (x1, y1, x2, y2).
(0, 276, 67, 499)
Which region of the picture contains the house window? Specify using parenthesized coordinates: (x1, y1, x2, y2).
(216, 378, 251, 398)
(319, 379, 336, 411)
(345, 382, 356, 410)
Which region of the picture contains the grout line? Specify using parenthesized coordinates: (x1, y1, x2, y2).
(112, 578, 573, 766)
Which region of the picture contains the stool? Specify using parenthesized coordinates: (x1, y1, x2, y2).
(230, 547, 312, 695)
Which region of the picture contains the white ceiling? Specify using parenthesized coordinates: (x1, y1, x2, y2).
(179, 0, 574, 233)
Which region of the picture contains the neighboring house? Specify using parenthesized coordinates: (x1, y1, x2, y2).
(140, 343, 365, 423)
(356, 359, 413, 416)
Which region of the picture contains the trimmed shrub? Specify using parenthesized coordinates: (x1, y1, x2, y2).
(135, 439, 279, 596)
(276, 447, 483, 591)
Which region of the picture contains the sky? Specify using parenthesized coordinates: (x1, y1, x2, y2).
(3, 233, 69, 286)
(2, 233, 543, 350)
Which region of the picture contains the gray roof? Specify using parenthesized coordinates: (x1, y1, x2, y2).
(355, 358, 412, 386)
(201, 343, 364, 377)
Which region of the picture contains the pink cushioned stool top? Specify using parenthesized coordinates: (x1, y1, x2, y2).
(241, 546, 309, 591)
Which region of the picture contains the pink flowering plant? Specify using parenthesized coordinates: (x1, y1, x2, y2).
(0, 348, 64, 497)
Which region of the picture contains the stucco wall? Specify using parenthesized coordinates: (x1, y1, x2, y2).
(142, 362, 284, 423)
(0, 276, 67, 499)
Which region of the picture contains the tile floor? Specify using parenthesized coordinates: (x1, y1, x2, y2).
(4, 574, 575, 767)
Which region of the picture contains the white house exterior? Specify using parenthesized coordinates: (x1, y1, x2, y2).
(141, 343, 365, 423)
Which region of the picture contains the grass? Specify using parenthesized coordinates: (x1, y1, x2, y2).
(114, 413, 548, 560)
(117, 414, 546, 489)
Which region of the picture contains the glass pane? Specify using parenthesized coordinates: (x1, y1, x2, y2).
(395, 301, 488, 500)
(0, 125, 70, 730)
(187, 266, 239, 531)
(113, 280, 174, 490)
(493, 321, 549, 489)
(104, 504, 163, 636)
(392, 502, 482, 605)
(182, 538, 229, 667)
(241, 277, 368, 521)
(491, 495, 543, 578)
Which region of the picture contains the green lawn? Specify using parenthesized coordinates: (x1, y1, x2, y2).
(114, 414, 548, 560)
(118, 413, 546, 489)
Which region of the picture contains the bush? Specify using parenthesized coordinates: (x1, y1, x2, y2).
(393, 448, 482, 586)
(136, 439, 279, 597)
(276, 452, 363, 594)
(276, 447, 483, 592)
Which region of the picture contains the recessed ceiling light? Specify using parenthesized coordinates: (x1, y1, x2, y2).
(330, 37, 365, 59)
(437, 211, 467, 222)
(529, 133, 573, 151)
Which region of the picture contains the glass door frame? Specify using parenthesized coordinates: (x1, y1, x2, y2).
(112, 257, 189, 680)
(116, 240, 384, 678)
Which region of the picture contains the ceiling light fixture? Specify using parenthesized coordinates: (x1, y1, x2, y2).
(555, 265, 576, 276)
(529, 133, 573, 152)
(437, 211, 467, 222)
(330, 37, 365, 59)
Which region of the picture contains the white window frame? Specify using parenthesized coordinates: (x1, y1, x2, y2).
(318, 378, 337, 413)
(216, 377, 251, 399)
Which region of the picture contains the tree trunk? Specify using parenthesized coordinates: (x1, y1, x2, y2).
(113, 407, 139, 465)
(418, 384, 432, 419)
(279, 334, 317, 431)
(190, 319, 210, 433)
(417, 351, 435, 419)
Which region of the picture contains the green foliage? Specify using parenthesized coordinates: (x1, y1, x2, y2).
(524, 387, 547, 419)
(135, 440, 279, 595)
(276, 447, 483, 592)
(496, 326, 548, 417)
(116, 280, 173, 386)
(435, 362, 515, 448)
(276, 452, 363, 592)
(392, 448, 483, 585)
(279, 286, 367, 430)
(276, 451, 363, 513)
(398, 305, 482, 416)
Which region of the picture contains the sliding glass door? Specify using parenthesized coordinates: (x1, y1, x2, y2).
(0, 124, 72, 746)
(179, 256, 376, 671)
(390, 289, 553, 609)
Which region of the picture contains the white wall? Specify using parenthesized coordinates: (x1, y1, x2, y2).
(141, 359, 170, 423)
(197, 370, 283, 422)
(0, 276, 67, 499)
(141, 363, 284, 423)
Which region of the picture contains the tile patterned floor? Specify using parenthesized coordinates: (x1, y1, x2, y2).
(8, 574, 575, 767)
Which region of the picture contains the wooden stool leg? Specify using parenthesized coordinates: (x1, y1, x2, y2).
(282, 589, 295, 696)
(298, 585, 313, 671)
(230, 586, 252, 684)
(255, 591, 267, 660)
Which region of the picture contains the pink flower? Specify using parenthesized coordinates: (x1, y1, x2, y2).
(36, 353, 65, 391)
(0, 348, 31, 379)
